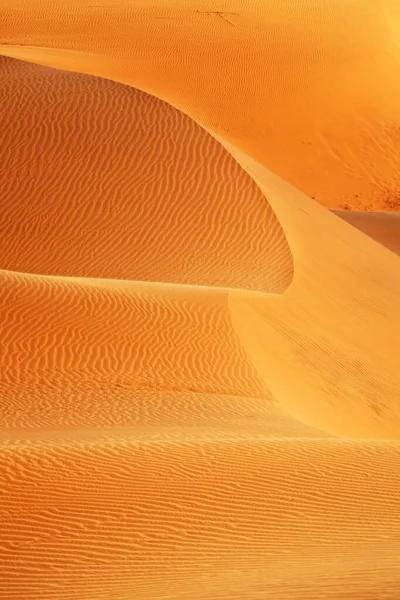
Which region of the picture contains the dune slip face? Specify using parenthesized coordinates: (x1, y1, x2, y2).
(1, 1, 400, 599)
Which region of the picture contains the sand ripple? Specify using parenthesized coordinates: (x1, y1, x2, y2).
(1, 1, 400, 598)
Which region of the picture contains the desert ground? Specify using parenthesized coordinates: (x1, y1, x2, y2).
(1, 1, 400, 599)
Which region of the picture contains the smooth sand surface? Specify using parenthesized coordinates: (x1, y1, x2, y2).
(335, 210, 400, 256)
(1, 1, 400, 599)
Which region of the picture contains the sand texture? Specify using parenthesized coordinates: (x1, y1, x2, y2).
(1, 1, 400, 599)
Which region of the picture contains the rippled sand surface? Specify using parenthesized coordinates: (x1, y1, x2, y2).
(1, 1, 400, 598)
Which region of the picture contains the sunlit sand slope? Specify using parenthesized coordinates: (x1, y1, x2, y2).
(226, 146, 400, 440)
(1, 0, 400, 208)
(0, 56, 292, 292)
(1, 275, 399, 599)
(335, 210, 400, 256)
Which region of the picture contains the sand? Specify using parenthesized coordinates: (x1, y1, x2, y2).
(0, 57, 292, 292)
(2, 0, 400, 209)
(1, 1, 400, 599)
(335, 210, 400, 256)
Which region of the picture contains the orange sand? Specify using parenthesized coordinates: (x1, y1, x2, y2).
(1, 1, 400, 599)
(335, 210, 400, 256)
(1, 0, 400, 209)
(0, 57, 292, 291)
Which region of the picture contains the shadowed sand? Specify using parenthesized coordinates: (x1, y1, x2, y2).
(1, 1, 400, 599)
(335, 210, 400, 256)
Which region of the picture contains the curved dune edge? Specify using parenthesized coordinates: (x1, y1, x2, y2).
(1, 0, 400, 209)
(1, 270, 400, 599)
(0, 44, 399, 439)
(224, 145, 400, 439)
(0, 56, 293, 293)
(2, 8, 400, 599)
(0, 266, 328, 445)
(0, 53, 398, 281)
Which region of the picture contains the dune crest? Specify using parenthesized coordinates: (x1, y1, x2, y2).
(0, 56, 292, 292)
(2, 0, 400, 208)
(224, 146, 400, 439)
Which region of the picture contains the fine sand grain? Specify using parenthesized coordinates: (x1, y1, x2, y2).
(1, 1, 400, 599)
(1, 0, 400, 208)
(0, 57, 292, 292)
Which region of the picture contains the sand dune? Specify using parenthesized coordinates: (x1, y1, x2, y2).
(1, 0, 400, 599)
(226, 147, 400, 440)
(0, 268, 270, 407)
(2, 435, 400, 600)
(0, 55, 397, 284)
(0, 56, 292, 292)
(335, 210, 400, 256)
(1, 0, 400, 208)
(1, 268, 400, 599)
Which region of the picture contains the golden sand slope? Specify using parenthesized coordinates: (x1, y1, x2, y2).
(0, 54, 396, 288)
(225, 147, 400, 440)
(1, 0, 400, 599)
(0, 56, 292, 292)
(1, 0, 400, 209)
(1, 269, 400, 600)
